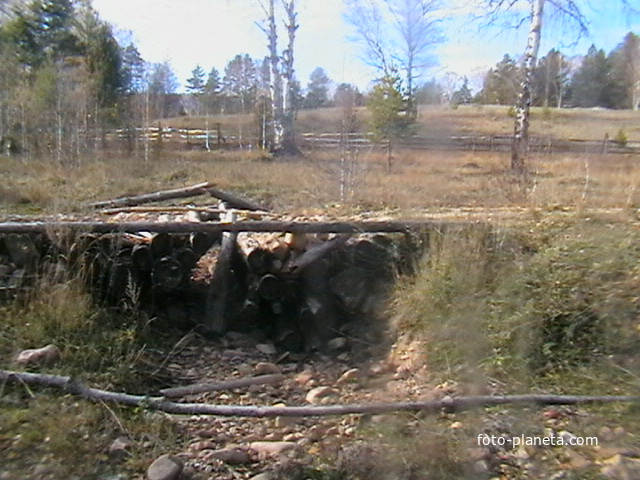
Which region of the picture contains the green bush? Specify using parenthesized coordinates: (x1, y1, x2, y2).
(391, 218, 640, 380)
(614, 128, 628, 146)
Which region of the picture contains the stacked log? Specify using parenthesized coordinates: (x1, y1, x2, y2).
(0, 233, 52, 298)
(203, 231, 408, 352)
(0, 224, 428, 353)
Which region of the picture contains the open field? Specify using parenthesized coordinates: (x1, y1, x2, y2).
(2, 145, 640, 217)
(163, 105, 640, 143)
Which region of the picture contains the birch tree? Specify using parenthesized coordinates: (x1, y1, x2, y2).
(345, 0, 441, 114)
(257, 0, 299, 155)
(480, 0, 637, 172)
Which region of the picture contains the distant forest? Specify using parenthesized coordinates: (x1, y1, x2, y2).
(0, 0, 638, 160)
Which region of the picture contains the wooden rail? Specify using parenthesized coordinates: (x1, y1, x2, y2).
(0, 220, 470, 235)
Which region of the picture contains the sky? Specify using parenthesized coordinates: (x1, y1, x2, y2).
(90, 0, 640, 93)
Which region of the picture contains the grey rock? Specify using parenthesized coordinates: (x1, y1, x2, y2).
(16, 344, 62, 366)
(211, 448, 252, 465)
(256, 342, 277, 355)
(255, 361, 281, 375)
(146, 454, 183, 480)
(305, 386, 339, 404)
(249, 441, 302, 458)
(249, 473, 274, 480)
(326, 337, 347, 351)
(108, 437, 132, 455)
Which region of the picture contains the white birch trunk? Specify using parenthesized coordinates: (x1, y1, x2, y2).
(266, 0, 284, 152)
(511, 0, 544, 172)
(280, 0, 298, 154)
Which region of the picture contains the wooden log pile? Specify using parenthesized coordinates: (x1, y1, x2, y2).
(0, 233, 55, 298)
(0, 182, 433, 352)
(1, 226, 423, 352)
(203, 230, 414, 352)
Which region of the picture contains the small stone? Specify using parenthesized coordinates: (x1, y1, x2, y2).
(189, 441, 217, 452)
(337, 368, 360, 385)
(255, 362, 281, 375)
(249, 474, 273, 480)
(327, 337, 347, 351)
(305, 386, 339, 404)
(211, 448, 252, 465)
(16, 344, 62, 366)
(449, 421, 462, 430)
(146, 454, 183, 480)
(337, 352, 350, 362)
(369, 362, 390, 375)
(237, 363, 254, 376)
(249, 441, 301, 458)
(294, 370, 314, 385)
(256, 343, 277, 355)
(275, 416, 299, 428)
(108, 437, 132, 455)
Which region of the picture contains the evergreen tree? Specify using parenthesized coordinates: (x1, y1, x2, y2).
(451, 77, 473, 105)
(186, 64, 206, 95)
(533, 48, 570, 108)
(607, 32, 640, 110)
(478, 54, 521, 105)
(205, 67, 221, 96)
(304, 67, 331, 108)
(568, 45, 609, 107)
(367, 75, 411, 140)
(222, 54, 258, 114)
(121, 43, 145, 94)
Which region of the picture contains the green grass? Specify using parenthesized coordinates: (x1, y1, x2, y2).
(390, 214, 640, 390)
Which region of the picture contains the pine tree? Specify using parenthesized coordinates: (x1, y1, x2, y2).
(533, 48, 570, 108)
(451, 77, 473, 105)
(222, 54, 258, 114)
(608, 32, 640, 110)
(186, 64, 206, 96)
(478, 55, 521, 105)
(568, 45, 609, 107)
(304, 67, 331, 108)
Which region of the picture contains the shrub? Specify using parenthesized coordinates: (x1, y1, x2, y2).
(390, 218, 640, 379)
(614, 128, 628, 146)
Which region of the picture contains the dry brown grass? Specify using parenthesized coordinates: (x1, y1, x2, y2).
(417, 104, 640, 141)
(2, 106, 640, 218)
(3, 147, 640, 217)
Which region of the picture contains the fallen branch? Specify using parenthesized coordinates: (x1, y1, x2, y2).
(101, 206, 270, 218)
(88, 182, 215, 209)
(2, 369, 640, 417)
(160, 374, 285, 398)
(207, 187, 268, 212)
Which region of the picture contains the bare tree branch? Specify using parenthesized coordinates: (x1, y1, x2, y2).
(2, 369, 640, 417)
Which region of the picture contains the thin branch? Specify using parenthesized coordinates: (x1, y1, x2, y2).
(2, 369, 640, 418)
(160, 374, 285, 399)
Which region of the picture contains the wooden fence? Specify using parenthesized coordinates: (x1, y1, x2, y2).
(106, 127, 640, 156)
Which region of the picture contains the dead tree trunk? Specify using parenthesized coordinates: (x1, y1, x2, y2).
(261, 0, 284, 153)
(280, 0, 299, 155)
(511, 0, 544, 173)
